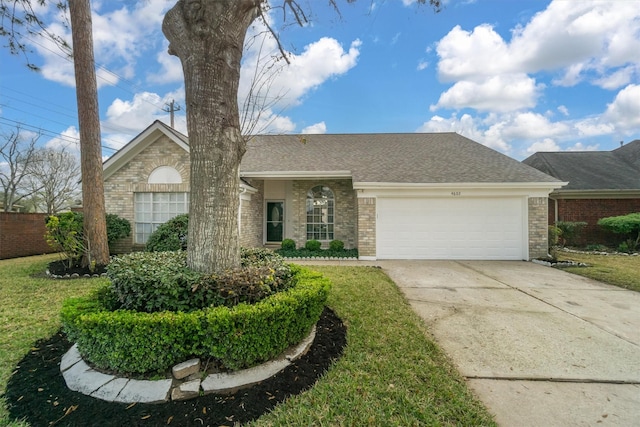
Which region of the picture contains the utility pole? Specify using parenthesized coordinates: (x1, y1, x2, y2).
(163, 100, 181, 129)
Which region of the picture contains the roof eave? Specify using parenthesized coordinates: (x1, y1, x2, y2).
(551, 189, 640, 199)
(353, 181, 567, 190)
(240, 171, 352, 179)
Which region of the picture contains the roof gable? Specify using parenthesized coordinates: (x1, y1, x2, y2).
(103, 120, 189, 181)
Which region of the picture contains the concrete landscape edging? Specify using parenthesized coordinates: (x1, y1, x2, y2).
(60, 326, 316, 403)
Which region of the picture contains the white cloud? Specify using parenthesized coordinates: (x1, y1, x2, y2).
(566, 142, 599, 152)
(432, 0, 640, 116)
(526, 138, 560, 154)
(603, 84, 640, 131)
(431, 74, 542, 112)
(101, 90, 186, 148)
(34, 0, 171, 88)
(301, 122, 327, 134)
(148, 41, 184, 84)
(557, 105, 569, 116)
(44, 126, 81, 156)
(417, 60, 428, 71)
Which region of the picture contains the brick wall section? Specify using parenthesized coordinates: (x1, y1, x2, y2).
(240, 179, 264, 248)
(104, 135, 190, 253)
(290, 179, 357, 249)
(0, 213, 56, 259)
(528, 197, 548, 259)
(357, 197, 376, 257)
(549, 198, 640, 246)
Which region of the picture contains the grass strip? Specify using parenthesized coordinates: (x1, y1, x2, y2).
(555, 251, 640, 292)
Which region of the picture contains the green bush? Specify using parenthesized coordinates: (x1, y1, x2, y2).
(556, 221, 587, 246)
(281, 238, 296, 251)
(45, 212, 84, 267)
(598, 213, 640, 252)
(45, 212, 132, 261)
(329, 239, 344, 251)
(305, 239, 322, 251)
(105, 214, 131, 245)
(145, 214, 189, 252)
(548, 225, 562, 248)
(61, 266, 330, 374)
(107, 249, 295, 312)
(106, 251, 200, 312)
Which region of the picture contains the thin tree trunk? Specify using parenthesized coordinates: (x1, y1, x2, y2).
(69, 0, 109, 267)
(163, 0, 262, 274)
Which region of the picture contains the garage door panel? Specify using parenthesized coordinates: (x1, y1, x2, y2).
(377, 197, 524, 260)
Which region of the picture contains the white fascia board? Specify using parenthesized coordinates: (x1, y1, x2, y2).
(103, 122, 190, 181)
(240, 171, 352, 180)
(353, 181, 568, 198)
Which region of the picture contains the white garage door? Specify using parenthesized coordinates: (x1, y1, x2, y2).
(377, 197, 525, 260)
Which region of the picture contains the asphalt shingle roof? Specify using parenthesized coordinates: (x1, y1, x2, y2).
(522, 139, 640, 191)
(241, 133, 559, 184)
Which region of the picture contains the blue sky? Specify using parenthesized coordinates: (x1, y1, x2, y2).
(1, 0, 639, 161)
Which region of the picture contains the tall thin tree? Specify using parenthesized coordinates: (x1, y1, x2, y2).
(68, 0, 109, 267)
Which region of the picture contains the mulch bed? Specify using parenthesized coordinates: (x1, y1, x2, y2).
(4, 308, 346, 427)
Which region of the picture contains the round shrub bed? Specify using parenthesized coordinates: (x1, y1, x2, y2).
(61, 266, 330, 375)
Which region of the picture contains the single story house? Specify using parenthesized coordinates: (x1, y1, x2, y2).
(522, 140, 640, 246)
(103, 120, 563, 260)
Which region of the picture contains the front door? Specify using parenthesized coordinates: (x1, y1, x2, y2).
(266, 201, 284, 242)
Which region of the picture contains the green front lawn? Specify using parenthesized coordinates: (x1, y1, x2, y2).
(0, 256, 494, 426)
(555, 250, 640, 292)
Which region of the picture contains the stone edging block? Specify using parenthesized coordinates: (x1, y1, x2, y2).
(60, 325, 316, 404)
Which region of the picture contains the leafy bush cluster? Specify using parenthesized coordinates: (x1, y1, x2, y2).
(61, 267, 330, 374)
(145, 213, 189, 252)
(45, 212, 131, 266)
(277, 239, 358, 258)
(555, 221, 587, 247)
(106, 249, 296, 313)
(598, 212, 640, 253)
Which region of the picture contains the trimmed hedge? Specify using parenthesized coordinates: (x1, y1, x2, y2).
(61, 266, 330, 374)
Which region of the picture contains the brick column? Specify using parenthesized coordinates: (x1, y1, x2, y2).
(528, 197, 548, 259)
(357, 197, 376, 259)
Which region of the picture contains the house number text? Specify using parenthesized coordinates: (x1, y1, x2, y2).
(450, 191, 461, 196)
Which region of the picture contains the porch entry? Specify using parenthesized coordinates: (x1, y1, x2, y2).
(265, 201, 284, 243)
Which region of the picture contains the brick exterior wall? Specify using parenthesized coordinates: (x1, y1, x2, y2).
(240, 179, 264, 248)
(549, 198, 640, 246)
(104, 135, 265, 252)
(105, 135, 190, 252)
(357, 197, 376, 257)
(289, 179, 357, 249)
(528, 197, 548, 259)
(0, 213, 56, 259)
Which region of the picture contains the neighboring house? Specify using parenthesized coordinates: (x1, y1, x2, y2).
(523, 140, 640, 246)
(104, 120, 563, 260)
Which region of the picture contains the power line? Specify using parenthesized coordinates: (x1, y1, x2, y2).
(0, 117, 117, 152)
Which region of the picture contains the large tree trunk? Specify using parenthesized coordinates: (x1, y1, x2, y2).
(163, 0, 262, 274)
(69, 0, 109, 267)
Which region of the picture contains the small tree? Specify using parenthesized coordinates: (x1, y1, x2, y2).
(597, 213, 640, 252)
(25, 147, 81, 214)
(0, 126, 41, 211)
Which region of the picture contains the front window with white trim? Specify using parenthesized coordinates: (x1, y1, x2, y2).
(134, 192, 189, 244)
(306, 185, 334, 241)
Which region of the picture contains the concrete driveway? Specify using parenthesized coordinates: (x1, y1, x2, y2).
(379, 260, 640, 427)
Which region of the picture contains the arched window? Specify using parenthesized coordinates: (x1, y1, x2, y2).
(306, 185, 334, 241)
(148, 166, 182, 184)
